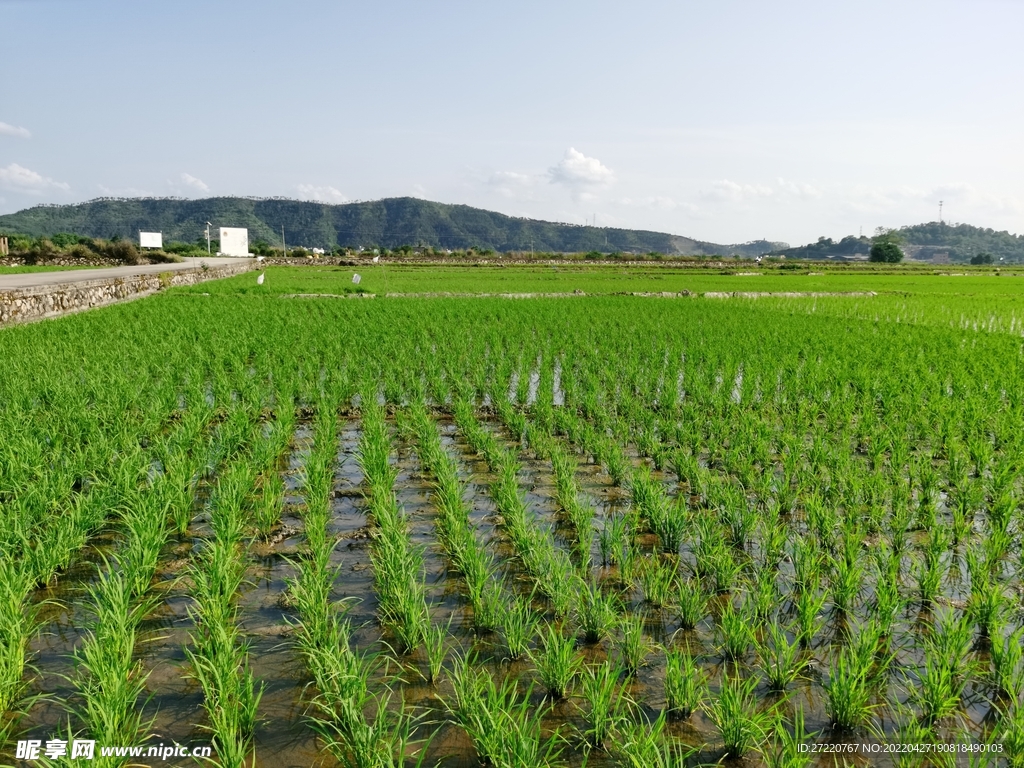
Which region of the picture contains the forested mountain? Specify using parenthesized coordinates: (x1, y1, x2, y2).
(0, 196, 782, 257)
(769, 222, 1024, 263)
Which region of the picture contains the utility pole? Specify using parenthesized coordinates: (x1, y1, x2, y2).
(281, 225, 286, 257)
(205, 222, 212, 254)
(939, 201, 944, 224)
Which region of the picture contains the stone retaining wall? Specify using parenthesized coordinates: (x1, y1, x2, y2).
(0, 261, 255, 325)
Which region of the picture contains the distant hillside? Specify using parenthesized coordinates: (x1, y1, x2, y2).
(770, 222, 1024, 263)
(0, 197, 784, 257)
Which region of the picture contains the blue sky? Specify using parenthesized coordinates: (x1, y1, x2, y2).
(2, 0, 1022, 245)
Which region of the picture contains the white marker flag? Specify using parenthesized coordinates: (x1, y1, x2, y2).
(372, 255, 379, 263)
(257, 272, 265, 285)
(352, 274, 361, 284)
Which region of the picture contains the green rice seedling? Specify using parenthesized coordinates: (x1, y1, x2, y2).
(830, 550, 865, 615)
(165, 456, 203, 536)
(317, 691, 432, 768)
(871, 539, 903, 591)
(541, 560, 579, 618)
(717, 597, 754, 662)
(965, 728, 1009, 768)
(759, 512, 789, 572)
(823, 644, 876, 730)
(968, 575, 1008, 640)
(530, 622, 583, 700)
(751, 565, 780, 621)
(617, 613, 653, 675)
(571, 529, 594, 573)
(503, 594, 541, 661)
(804, 494, 838, 552)
(676, 576, 710, 630)
(928, 611, 977, 685)
(664, 645, 706, 718)
(757, 621, 808, 691)
(447, 653, 565, 768)
(871, 576, 906, 639)
(185, 616, 263, 766)
(764, 706, 814, 768)
(639, 556, 677, 608)
(704, 672, 775, 758)
(392, 582, 430, 655)
(915, 554, 945, 607)
(422, 615, 451, 685)
(990, 626, 1024, 698)
(854, 619, 893, 683)
(575, 579, 619, 644)
(701, 541, 744, 594)
(912, 645, 966, 724)
(0, 560, 38, 724)
(598, 512, 629, 567)
(71, 568, 157, 754)
(889, 504, 914, 559)
(551, 448, 596, 543)
(577, 659, 629, 749)
(253, 469, 285, 539)
(603, 443, 630, 486)
(117, 501, 171, 598)
(614, 710, 694, 768)
(915, 527, 950, 606)
(647, 495, 688, 554)
(995, 698, 1024, 767)
(471, 582, 504, 633)
(673, 449, 699, 489)
(891, 715, 938, 768)
(791, 536, 824, 594)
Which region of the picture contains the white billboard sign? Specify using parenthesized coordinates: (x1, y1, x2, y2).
(139, 231, 163, 249)
(219, 227, 249, 257)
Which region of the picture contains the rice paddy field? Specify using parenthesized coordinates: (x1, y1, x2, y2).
(1, 265, 1023, 767)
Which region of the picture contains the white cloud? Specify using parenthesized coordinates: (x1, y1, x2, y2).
(846, 182, 1023, 218)
(549, 148, 614, 191)
(614, 195, 679, 210)
(617, 196, 709, 221)
(0, 122, 31, 139)
(776, 177, 822, 199)
(97, 184, 153, 197)
(702, 179, 774, 203)
(490, 171, 533, 186)
(486, 170, 539, 199)
(297, 184, 348, 203)
(180, 173, 209, 193)
(0, 163, 70, 193)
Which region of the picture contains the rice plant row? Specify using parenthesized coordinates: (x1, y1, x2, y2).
(63, 408, 224, 767)
(181, 403, 283, 768)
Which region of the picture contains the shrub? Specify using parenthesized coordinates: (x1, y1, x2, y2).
(100, 239, 141, 264)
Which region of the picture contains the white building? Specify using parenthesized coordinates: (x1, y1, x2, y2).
(218, 227, 250, 257)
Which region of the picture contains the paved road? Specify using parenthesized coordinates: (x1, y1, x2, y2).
(0, 257, 252, 290)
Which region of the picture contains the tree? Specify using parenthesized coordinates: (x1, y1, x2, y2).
(869, 229, 903, 263)
(970, 252, 993, 265)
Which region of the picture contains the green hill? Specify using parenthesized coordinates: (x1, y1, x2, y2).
(770, 222, 1024, 264)
(0, 196, 783, 257)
